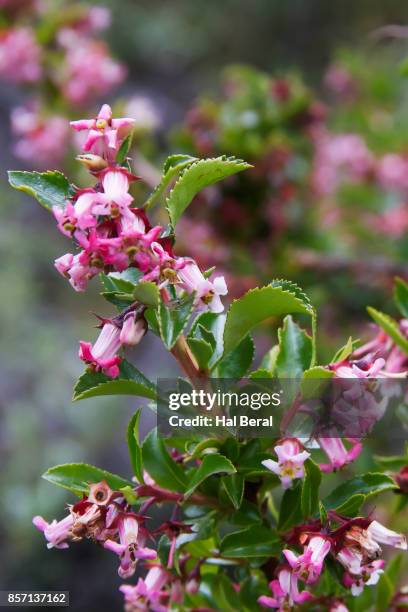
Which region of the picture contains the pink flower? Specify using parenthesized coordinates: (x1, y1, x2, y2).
(59, 34, 125, 106)
(333, 357, 385, 378)
(367, 520, 407, 550)
(343, 560, 385, 596)
(79, 322, 122, 378)
(318, 435, 362, 473)
(177, 260, 228, 313)
(54, 249, 100, 292)
(32, 513, 74, 550)
(258, 568, 312, 610)
(337, 547, 364, 575)
(329, 599, 349, 612)
(377, 154, 408, 193)
(104, 513, 156, 578)
(92, 168, 135, 220)
(120, 312, 147, 346)
(70, 104, 133, 159)
(0, 28, 41, 83)
(120, 566, 170, 612)
(283, 536, 331, 584)
(262, 439, 310, 488)
(11, 105, 68, 168)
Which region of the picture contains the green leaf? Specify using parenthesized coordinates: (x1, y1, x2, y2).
(278, 484, 303, 531)
(127, 410, 144, 483)
(223, 283, 314, 355)
(185, 454, 236, 498)
(367, 307, 408, 354)
(200, 574, 241, 612)
(216, 334, 254, 378)
(133, 281, 159, 307)
(221, 473, 244, 509)
(331, 336, 358, 363)
(158, 293, 195, 350)
(8, 170, 74, 210)
(116, 132, 133, 164)
(144, 154, 198, 210)
(275, 315, 313, 378)
(374, 453, 408, 471)
(301, 459, 321, 519)
(43, 463, 131, 496)
(394, 277, 408, 318)
(101, 290, 134, 310)
(301, 366, 334, 399)
(334, 494, 366, 517)
(73, 360, 156, 401)
(220, 524, 281, 558)
(166, 156, 251, 226)
(142, 429, 188, 492)
(324, 473, 397, 511)
(187, 337, 212, 371)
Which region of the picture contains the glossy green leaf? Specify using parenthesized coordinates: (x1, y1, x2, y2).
(166, 155, 251, 226)
(394, 277, 408, 318)
(220, 524, 281, 558)
(73, 360, 156, 401)
(158, 293, 195, 349)
(43, 463, 131, 496)
(216, 334, 255, 378)
(144, 154, 198, 210)
(275, 315, 313, 378)
(185, 454, 236, 498)
(142, 428, 188, 492)
(301, 459, 321, 519)
(367, 307, 408, 354)
(133, 281, 159, 307)
(324, 473, 397, 511)
(334, 494, 366, 517)
(116, 132, 133, 164)
(223, 283, 314, 355)
(331, 336, 358, 363)
(221, 473, 244, 509)
(127, 409, 144, 483)
(8, 170, 74, 210)
(187, 337, 212, 371)
(278, 484, 303, 531)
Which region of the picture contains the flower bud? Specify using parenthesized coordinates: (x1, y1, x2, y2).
(76, 153, 108, 172)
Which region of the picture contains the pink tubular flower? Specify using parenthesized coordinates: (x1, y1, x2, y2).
(332, 357, 385, 378)
(79, 322, 122, 378)
(32, 513, 74, 550)
(262, 439, 310, 488)
(318, 435, 362, 473)
(283, 536, 331, 584)
(177, 260, 228, 313)
(120, 312, 147, 346)
(70, 104, 134, 159)
(120, 566, 170, 612)
(104, 513, 156, 578)
(367, 520, 407, 550)
(258, 568, 312, 610)
(330, 600, 349, 612)
(92, 168, 135, 220)
(0, 27, 42, 83)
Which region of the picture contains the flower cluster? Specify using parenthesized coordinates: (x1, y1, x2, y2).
(53, 105, 227, 376)
(259, 516, 406, 609)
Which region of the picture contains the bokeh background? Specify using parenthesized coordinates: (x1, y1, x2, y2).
(0, 1, 407, 609)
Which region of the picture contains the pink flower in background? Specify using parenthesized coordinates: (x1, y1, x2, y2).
(258, 567, 312, 609)
(368, 203, 408, 239)
(11, 105, 69, 167)
(318, 435, 362, 472)
(283, 536, 331, 584)
(324, 64, 357, 100)
(177, 260, 228, 313)
(377, 153, 408, 193)
(59, 34, 125, 106)
(70, 104, 134, 159)
(32, 514, 74, 550)
(262, 439, 310, 488)
(125, 95, 161, 131)
(312, 131, 373, 195)
(79, 322, 122, 378)
(0, 27, 42, 83)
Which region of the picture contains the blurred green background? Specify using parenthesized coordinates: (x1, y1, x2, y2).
(1, 1, 407, 609)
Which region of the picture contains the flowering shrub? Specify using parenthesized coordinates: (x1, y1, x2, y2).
(9, 106, 408, 611)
